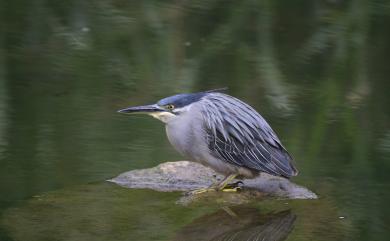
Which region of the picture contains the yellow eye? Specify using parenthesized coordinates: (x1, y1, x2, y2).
(166, 104, 175, 110)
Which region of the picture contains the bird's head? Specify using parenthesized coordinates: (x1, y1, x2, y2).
(118, 90, 213, 123)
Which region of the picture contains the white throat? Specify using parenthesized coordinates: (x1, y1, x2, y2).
(149, 112, 176, 123)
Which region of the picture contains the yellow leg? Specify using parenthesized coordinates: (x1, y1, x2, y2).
(217, 174, 237, 190)
(187, 187, 216, 195)
(187, 174, 240, 195)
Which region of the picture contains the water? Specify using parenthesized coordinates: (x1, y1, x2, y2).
(1, 1, 389, 240)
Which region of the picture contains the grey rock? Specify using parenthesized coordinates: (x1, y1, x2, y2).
(108, 161, 317, 200)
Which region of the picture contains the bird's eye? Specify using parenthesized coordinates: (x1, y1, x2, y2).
(165, 104, 175, 110)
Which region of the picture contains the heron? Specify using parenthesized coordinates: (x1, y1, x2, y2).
(118, 89, 298, 193)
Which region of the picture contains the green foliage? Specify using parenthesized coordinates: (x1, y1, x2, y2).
(0, 0, 389, 240)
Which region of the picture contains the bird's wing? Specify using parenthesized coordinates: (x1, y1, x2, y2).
(200, 94, 298, 178)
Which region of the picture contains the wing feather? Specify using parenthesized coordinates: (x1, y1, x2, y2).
(201, 93, 298, 178)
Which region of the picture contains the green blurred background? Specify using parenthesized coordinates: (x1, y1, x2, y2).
(0, 0, 389, 240)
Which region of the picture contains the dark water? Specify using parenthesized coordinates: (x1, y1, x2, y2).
(1, 1, 390, 240)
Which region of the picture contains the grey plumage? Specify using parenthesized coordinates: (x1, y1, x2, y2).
(200, 93, 297, 178)
(118, 89, 298, 181)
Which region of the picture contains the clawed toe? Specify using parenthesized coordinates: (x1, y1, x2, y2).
(186, 187, 216, 196)
(224, 181, 244, 189)
(186, 180, 244, 195)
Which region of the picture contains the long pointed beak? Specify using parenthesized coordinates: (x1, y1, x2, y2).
(117, 104, 165, 114)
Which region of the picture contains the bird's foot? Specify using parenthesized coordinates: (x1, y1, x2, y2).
(186, 181, 244, 195)
(221, 181, 244, 192)
(185, 187, 216, 196)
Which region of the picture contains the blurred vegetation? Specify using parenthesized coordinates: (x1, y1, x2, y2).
(1, 0, 390, 240)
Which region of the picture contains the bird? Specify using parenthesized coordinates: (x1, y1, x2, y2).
(118, 89, 298, 193)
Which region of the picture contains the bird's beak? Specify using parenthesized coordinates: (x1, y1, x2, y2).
(117, 104, 165, 114)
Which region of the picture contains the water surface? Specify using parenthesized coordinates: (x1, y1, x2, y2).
(1, 1, 389, 240)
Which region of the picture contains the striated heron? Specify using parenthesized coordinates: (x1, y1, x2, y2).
(118, 89, 298, 193)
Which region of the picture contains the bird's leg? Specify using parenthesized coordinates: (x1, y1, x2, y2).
(186, 187, 215, 195)
(186, 174, 240, 196)
(217, 174, 241, 192)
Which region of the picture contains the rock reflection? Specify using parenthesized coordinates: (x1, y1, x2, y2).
(174, 207, 296, 241)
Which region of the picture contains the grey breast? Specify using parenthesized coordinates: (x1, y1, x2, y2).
(165, 103, 208, 162)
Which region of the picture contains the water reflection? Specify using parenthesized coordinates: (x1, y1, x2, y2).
(1, 183, 299, 241)
(174, 207, 296, 241)
(2, 181, 349, 241)
(1, 0, 390, 240)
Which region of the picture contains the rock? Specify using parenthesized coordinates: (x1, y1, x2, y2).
(108, 161, 317, 201)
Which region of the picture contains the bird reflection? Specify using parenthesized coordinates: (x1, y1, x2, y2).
(174, 207, 296, 241)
